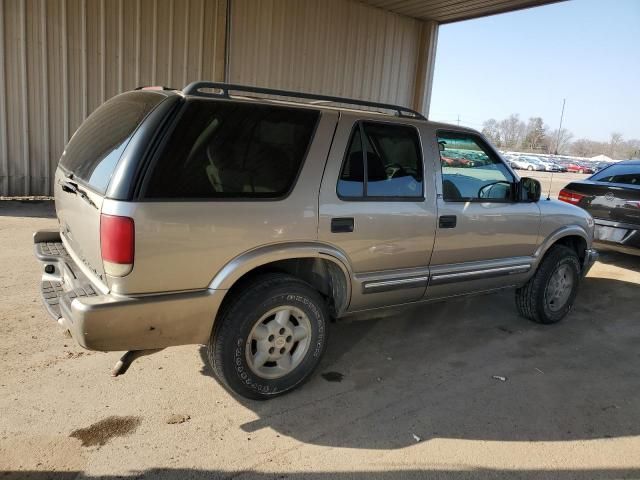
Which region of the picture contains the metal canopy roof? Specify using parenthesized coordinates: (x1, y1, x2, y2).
(360, 0, 563, 24)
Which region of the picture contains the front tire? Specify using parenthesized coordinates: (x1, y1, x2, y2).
(208, 273, 329, 400)
(515, 245, 581, 324)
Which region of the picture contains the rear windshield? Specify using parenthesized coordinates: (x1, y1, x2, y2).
(590, 163, 640, 186)
(59, 91, 164, 193)
(143, 99, 319, 199)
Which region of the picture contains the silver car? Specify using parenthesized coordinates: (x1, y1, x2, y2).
(511, 156, 545, 171)
(35, 82, 598, 399)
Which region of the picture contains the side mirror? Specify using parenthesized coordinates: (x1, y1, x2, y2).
(520, 177, 541, 202)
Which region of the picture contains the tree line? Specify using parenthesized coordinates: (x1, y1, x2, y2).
(481, 114, 640, 159)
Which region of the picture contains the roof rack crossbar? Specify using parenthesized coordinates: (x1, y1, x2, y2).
(182, 81, 426, 120)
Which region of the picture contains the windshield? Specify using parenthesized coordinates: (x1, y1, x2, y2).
(59, 91, 164, 193)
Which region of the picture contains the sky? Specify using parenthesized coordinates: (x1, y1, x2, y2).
(429, 0, 640, 142)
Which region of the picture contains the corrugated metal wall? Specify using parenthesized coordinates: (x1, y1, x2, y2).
(0, 0, 436, 196)
(229, 0, 424, 109)
(0, 0, 226, 196)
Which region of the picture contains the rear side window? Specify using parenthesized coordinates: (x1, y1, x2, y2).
(143, 100, 319, 199)
(60, 92, 164, 193)
(590, 164, 640, 185)
(337, 121, 423, 199)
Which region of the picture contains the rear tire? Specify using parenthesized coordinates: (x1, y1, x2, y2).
(208, 273, 329, 400)
(515, 245, 581, 324)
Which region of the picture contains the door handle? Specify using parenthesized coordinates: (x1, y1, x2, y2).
(439, 215, 457, 228)
(331, 217, 354, 233)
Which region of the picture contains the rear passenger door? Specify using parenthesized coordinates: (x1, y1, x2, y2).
(319, 115, 437, 311)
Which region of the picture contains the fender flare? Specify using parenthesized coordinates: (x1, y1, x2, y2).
(208, 242, 353, 311)
(533, 225, 590, 266)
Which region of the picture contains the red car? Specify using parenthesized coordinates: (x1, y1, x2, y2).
(440, 156, 463, 167)
(566, 162, 594, 174)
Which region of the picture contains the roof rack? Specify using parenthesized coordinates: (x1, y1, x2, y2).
(134, 85, 178, 91)
(182, 81, 426, 120)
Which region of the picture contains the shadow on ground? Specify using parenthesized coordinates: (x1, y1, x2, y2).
(596, 249, 640, 273)
(3, 468, 640, 480)
(200, 276, 640, 450)
(0, 200, 56, 218)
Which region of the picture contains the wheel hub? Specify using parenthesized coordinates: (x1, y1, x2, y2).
(245, 306, 311, 379)
(545, 264, 574, 312)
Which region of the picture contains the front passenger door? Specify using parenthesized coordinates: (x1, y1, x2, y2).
(427, 130, 541, 299)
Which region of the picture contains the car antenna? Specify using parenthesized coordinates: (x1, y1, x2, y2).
(547, 155, 558, 200)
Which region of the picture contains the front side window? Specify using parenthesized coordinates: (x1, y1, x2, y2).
(144, 100, 319, 199)
(337, 122, 423, 199)
(437, 132, 514, 201)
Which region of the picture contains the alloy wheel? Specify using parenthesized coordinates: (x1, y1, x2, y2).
(245, 306, 312, 379)
(545, 264, 574, 312)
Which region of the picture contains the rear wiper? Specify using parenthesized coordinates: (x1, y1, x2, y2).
(60, 179, 97, 210)
(60, 179, 77, 194)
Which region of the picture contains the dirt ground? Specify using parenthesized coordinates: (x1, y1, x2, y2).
(1, 199, 639, 480)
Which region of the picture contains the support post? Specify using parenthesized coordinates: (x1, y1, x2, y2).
(412, 20, 438, 119)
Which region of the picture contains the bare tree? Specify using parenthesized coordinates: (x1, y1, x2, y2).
(546, 128, 573, 155)
(523, 117, 547, 152)
(480, 114, 637, 159)
(622, 139, 640, 159)
(609, 132, 623, 158)
(482, 119, 501, 146)
(498, 114, 526, 149)
(571, 138, 598, 157)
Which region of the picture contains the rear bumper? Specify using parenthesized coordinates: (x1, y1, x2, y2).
(593, 219, 640, 257)
(34, 229, 221, 351)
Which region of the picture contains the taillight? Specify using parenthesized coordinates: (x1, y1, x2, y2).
(100, 214, 135, 277)
(558, 188, 586, 205)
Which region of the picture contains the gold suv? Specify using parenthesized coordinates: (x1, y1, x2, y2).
(35, 83, 597, 399)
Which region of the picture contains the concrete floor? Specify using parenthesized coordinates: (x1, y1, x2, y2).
(1, 200, 639, 480)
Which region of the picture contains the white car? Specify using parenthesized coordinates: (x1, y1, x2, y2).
(533, 157, 563, 172)
(511, 156, 545, 171)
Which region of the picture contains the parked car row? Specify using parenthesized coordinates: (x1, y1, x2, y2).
(504, 155, 543, 171)
(560, 160, 595, 174)
(505, 155, 566, 172)
(559, 160, 640, 256)
(440, 148, 493, 168)
(442, 150, 613, 174)
(501, 153, 615, 174)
